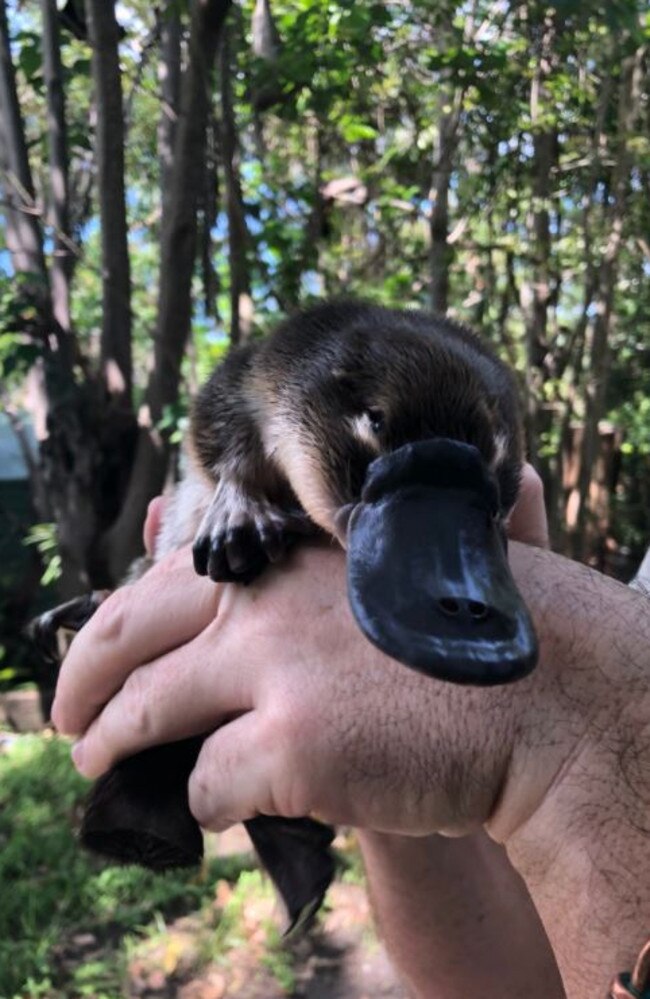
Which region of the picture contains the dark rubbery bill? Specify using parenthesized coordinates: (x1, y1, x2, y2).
(346, 439, 539, 685)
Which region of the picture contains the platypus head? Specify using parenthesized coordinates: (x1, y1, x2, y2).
(270, 302, 537, 685)
(316, 308, 535, 686)
(283, 307, 523, 544)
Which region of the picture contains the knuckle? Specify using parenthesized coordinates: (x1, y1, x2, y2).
(529, 471, 544, 499)
(262, 705, 314, 817)
(119, 667, 154, 739)
(262, 700, 296, 753)
(92, 587, 129, 646)
(280, 770, 313, 819)
(522, 463, 544, 498)
(188, 765, 218, 828)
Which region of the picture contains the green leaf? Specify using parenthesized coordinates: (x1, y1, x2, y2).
(339, 118, 378, 143)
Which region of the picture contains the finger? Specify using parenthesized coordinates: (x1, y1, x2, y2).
(189, 713, 294, 833)
(143, 496, 166, 556)
(52, 546, 222, 736)
(70, 627, 255, 779)
(506, 464, 549, 549)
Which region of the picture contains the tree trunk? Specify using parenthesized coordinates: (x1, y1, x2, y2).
(429, 103, 460, 316)
(252, 0, 280, 60)
(158, 0, 182, 220)
(0, 0, 48, 285)
(41, 0, 72, 332)
(85, 0, 133, 405)
(1, 0, 117, 597)
(574, 46, 645, 557)
(428, 5, 467, 319)
(104, 0, 233, 581)
(521, 9, 557, 461)
(200, 111, 220, 320)
(250, 0, 282, 111)
(150, 0, 232, 422)
(220, 21, 252, 346)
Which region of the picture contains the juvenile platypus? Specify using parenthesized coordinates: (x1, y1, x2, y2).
(160, 301, 522, 578)
(35, 300, 535, 933)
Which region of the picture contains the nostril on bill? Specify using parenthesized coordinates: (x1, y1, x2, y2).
(438, 597, 461, 617)
(468, 600, 489, 620)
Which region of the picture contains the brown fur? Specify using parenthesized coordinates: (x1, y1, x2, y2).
(185, 301, 523, 581)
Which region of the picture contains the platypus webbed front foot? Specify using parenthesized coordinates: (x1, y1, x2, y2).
(193, 484, 315, 583)
(346, 439, 539, 685)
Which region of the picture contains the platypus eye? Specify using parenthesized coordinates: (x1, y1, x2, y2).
(366, 409, 385, 434)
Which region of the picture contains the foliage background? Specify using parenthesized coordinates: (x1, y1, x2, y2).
(1, 1, 649, 614)
(0, 1, 649, 991)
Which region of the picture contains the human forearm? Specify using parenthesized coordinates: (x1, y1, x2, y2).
(496, 544, 650, 997)
(358, 829, 563, 999)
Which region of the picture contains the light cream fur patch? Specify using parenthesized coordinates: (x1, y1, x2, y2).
(490, 431, 509, 472)
(348, 413, 381, 453)
(244, 373, 339, 535)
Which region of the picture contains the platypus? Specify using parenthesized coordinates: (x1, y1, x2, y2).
(34, 300, 536, 934)
(172, 301, 521, 576)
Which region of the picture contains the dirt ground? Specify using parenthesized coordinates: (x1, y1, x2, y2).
(124, 882, 407, 999)
(124, 826, 408, 999)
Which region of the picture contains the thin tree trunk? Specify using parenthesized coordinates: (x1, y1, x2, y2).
(521, 9, 557, 461)
(41, 0, 72, 332)
(575, 46, 645, 556)
(557, 70, 612, 549)
(252, 0, 280, 60)
(250, 0, 282, 112)
(0, 0, 48, 284)
(158, 0, 182, 220)
(85, 0, 133, 405)
(0, 0, 106, 597)
(220, 21, 251, 346)
(200, 111, 220, 319)
(105, 0, 232, 581)
(151, 0, 232, 421)
(428, 8, 470, 317)
(429, 101, 461, 315)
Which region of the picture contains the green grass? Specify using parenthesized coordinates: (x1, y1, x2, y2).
(0, 734, 256, 999)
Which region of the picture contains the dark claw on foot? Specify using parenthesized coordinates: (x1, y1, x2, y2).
(192, 535, 211, 576)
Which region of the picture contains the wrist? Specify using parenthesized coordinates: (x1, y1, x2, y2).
(494, 545, 650, 997)
(504, 735, 650, 999)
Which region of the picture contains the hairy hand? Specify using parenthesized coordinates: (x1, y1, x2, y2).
(52, 464, 568, 839)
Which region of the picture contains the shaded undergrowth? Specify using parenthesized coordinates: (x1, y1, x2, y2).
(0, 734, 256, 998)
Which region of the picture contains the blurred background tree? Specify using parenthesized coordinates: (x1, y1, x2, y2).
(1, 0, 649, 679)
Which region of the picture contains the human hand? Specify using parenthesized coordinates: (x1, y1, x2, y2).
(52, 462, 564, 841)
